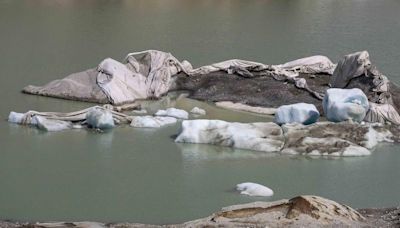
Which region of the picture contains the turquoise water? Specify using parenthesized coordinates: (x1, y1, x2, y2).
(0, 0, 399, 224)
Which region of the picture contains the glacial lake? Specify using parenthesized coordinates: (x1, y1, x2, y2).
(0, 0, 399, 224)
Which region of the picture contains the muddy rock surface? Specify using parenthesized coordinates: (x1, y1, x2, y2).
(3, 196, 399, 227)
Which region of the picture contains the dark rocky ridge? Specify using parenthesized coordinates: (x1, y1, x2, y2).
(172, 70, 400, 117)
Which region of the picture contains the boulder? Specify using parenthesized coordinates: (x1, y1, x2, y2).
(175, 120, 285, 153)
(184, 195, 366, 227)
(236, 182, 274, 197)
(86, 107, 115, 129)
(323, 88, 369, 122)
(155, 108, 189, 119)
(274, 103, 319, 125)
(130, 116, 177, 128)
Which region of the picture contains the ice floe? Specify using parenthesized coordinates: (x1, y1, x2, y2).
(236, 182, 274, 197)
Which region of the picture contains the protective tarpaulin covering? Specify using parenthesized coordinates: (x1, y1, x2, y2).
(365, 103, 400, 125)
(23, 69, 109, 103)
(23, 50, 334, 105)
(24, 50, 185, 105)
(274, 55, 336, 75)
(330, 51, 371, 88)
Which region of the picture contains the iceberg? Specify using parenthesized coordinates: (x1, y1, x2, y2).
(86, 107, 115, 129)
(323, 88, 369, 122)
(274, 103, 319, 125)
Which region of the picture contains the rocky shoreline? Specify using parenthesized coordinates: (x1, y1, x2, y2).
(1, 196, 398, 227)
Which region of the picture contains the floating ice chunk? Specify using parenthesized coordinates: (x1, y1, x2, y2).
(236, 182, 274, 197)
(131, 109, 148, 114)
(8, 112, 25, 124)
(274, 103, 319, 125)
(155, 108, 189, 119)
(175, 120, 285, 153)
(8, 111, 72, 131)
(33, 116, 72, 132)
(86, 107, 115, 129)
(130, 116, 177, 128)
(190, 107, 206, 115)
(323, 88, 369, 122)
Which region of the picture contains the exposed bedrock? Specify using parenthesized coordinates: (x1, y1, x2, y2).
(11, 195, 380, 227)
(184, 195, 366, 227)
(172, 71, 329, 112)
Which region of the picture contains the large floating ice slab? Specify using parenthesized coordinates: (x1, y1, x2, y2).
(155, 107, 189, 119)
(236, 182, 274, 197)
(130, 116, 177, 128)
(175, 120, 285, 153)
(323, 88, 369, 123)
(86, 107, 115, 129)
(274, 103, 319, 125)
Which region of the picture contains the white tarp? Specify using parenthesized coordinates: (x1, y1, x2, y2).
(23, 50, 335, 105)
(330, 51, 371, 88)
